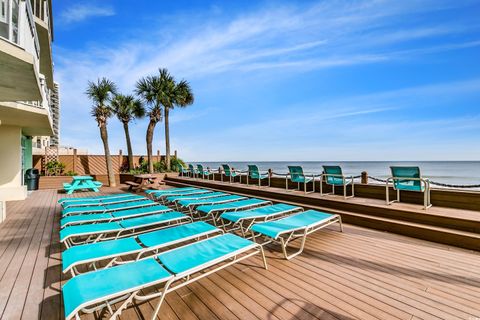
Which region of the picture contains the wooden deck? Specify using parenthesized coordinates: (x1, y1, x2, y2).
(1, 187, 480, 319)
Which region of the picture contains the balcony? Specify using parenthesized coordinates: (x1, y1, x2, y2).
(0, 0, 43, 101)
(0, 73, 53, 136)
(30, 0, 53, 89)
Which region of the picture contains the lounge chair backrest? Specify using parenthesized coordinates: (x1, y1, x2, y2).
(248, 165, 260, 179)
(197, 164, 204, 172)
(222, 164, 232, 176)
(323, 165, 343, 185)
(188, 164, 196, 173)
(390, 166, 422, 191)
(179, 164, 188, 172)
(288, 166, 305, 183)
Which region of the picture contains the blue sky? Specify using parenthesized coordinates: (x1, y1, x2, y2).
(52, 0, 480, 161)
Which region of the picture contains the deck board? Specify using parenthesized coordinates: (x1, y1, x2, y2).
(0, 188, 479, 319)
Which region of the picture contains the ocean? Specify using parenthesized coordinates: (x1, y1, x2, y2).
(196, 161, 480, 187)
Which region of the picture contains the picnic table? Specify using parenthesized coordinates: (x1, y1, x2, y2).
(125, 174, 163, 192)
(63, 176, 103, 194)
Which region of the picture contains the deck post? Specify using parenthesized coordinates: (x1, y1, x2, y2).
(157, 150, 160, 162)
(73, 148, 77, 174)
(361, 171, 368, 184)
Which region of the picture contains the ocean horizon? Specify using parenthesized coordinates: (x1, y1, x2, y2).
(191, 161, 480, 186)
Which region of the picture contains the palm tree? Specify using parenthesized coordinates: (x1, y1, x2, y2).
(135, 74, 166, 173)
(85, 78, 117, 187)
(111, 94, 145, 171)
(165, 79, 194, 170)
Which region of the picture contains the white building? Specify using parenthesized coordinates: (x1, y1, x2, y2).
(0, 0, 55, 222)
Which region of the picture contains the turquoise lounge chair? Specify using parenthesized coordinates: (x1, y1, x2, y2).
(144, 187, 197, 196)
(188, 164, 199, 178)
(62, 221, 222, 277)
(247, 164, 270, 187)
(195, 198, 272, 224)
(58, 193, 133, 205)
(320, 165, 355, 199)
(60, 204, 172, 228)
(251, 210, 342, 259)
(286, 166, 315, 193)
(61, 199, 155, 217)
(150, 188, 212, 204)
(166, 192, 228, 211)
(197, 164, 214, 180)
(60, 211, 191, 248)
(178, 164, 190, 177)
(62, 233, 267, 320)
(220, 203, 303, 236)
(61, 194, 145, 209)
(387, 166, 432, 209)
(177, 195, 247, 215)
(221, 164, 242, 183)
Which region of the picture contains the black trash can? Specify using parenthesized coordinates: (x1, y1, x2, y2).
(25, 168, 40, 191)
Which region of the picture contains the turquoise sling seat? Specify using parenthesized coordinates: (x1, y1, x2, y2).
(251, 210, 335, 239)
(197, 164, 213, 179)
(387, 166, 431, 209)
(286, 166, 315, 193)
(62, 237, 143, 275)
(63, 258, 173, 320)
(221, 164, 242, 183)
(196, 198, 271, 216)
(177, 195, 246, 209)
(251, 209, 343, 259)
(151, 188, 211, 200)
(165, 192, 226, 203)
(158, 233, 256, 274)
(61, 199, 154, 217)
(178, 164, 190, 177)
(188, 164, 199, 178)
(61, 195, 145, 208)
(119, 211, 187, 229)
(62, 222, 219, 275)
(60, 222, 122, 243)
(247, 165, 270, 187)
(60, 212, 190, 246)
(59, 193, 134, 206)
(60, 205, 171, 228)
(62, 233, 265, 320)
(320, 165, 355, 199)
(220, 203, 302, 224)
(145, 187, 197, 195)
(58, 193, 128, 204)
(390, 166, 423, 191)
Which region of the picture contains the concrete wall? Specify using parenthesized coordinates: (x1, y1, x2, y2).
(0, 125, 27, 201)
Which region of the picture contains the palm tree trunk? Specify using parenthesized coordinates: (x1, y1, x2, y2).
(99, 124, 116, 187)
(146, 119, 156, 174)
(123, 121, 134, 170)
(164, 108, 171, 171)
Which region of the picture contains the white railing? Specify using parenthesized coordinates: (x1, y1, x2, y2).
(18, 73, 52, 116)
(0, 0, 40, 59)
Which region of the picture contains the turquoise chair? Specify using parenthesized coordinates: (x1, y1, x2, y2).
(320, 166, 355, 199)
(247, 165, 270, 187)
(178, 165, 189, 177)
(195, 198, 272, 226)
(197, 164, 213, 180)
(188, 164, 198, 178)
(221, 164, 242, 183)
(62, 221, 222, 277)
(387, 166, 431, 209)
(62, 233, 267, 320)
(286, 166, 315, 193)
(251, 210, 343, 259)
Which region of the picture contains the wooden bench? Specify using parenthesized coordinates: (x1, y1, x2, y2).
(125, 181, 140, 191)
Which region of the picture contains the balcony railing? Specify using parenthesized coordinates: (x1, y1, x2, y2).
(18, 73, 51, 116)
(0, 0, 40, 59)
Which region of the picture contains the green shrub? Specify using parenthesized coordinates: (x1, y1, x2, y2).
(65, 170, 78, 176)
(45, 160, 66, 176)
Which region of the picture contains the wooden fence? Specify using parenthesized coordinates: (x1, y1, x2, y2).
(33, 152, 173, 175)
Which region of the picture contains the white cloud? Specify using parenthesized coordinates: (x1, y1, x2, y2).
(59, 4, 115, 24)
